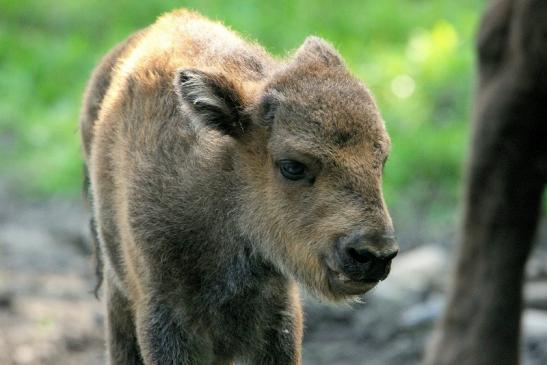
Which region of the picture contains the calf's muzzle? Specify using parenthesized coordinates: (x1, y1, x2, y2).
(335, 231, 399, 282)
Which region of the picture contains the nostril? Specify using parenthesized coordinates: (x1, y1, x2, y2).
(347, 248, 375, 264)
(346, 247, 398, 265)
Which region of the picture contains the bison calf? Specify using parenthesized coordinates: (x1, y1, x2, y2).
(80, 9, 398, 365)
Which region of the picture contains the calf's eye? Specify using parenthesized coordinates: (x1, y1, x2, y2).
(278, 160, 307, 181)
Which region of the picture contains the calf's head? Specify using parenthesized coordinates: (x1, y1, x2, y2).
(174, 37, 398, 300)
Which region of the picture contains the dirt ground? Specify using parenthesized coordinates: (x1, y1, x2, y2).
(1, 183, 546, 365)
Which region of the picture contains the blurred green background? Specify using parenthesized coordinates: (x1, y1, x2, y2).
(0, 0, 484, 246)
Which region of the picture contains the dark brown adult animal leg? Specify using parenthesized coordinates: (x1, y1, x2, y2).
(425, 0, 547, 364)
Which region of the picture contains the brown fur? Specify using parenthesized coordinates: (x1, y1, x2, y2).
(81, 9, 396, 365)
(425, 0, 547, 364)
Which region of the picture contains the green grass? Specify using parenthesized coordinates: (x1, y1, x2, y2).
(1, 0, 484, 233)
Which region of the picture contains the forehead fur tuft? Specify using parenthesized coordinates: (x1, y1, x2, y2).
(293, 36, 344, 68)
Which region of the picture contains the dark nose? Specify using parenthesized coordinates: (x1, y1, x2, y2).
(338, 231, 399, 281)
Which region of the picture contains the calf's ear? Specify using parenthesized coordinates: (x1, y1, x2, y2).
(174, 69, 247, 137)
